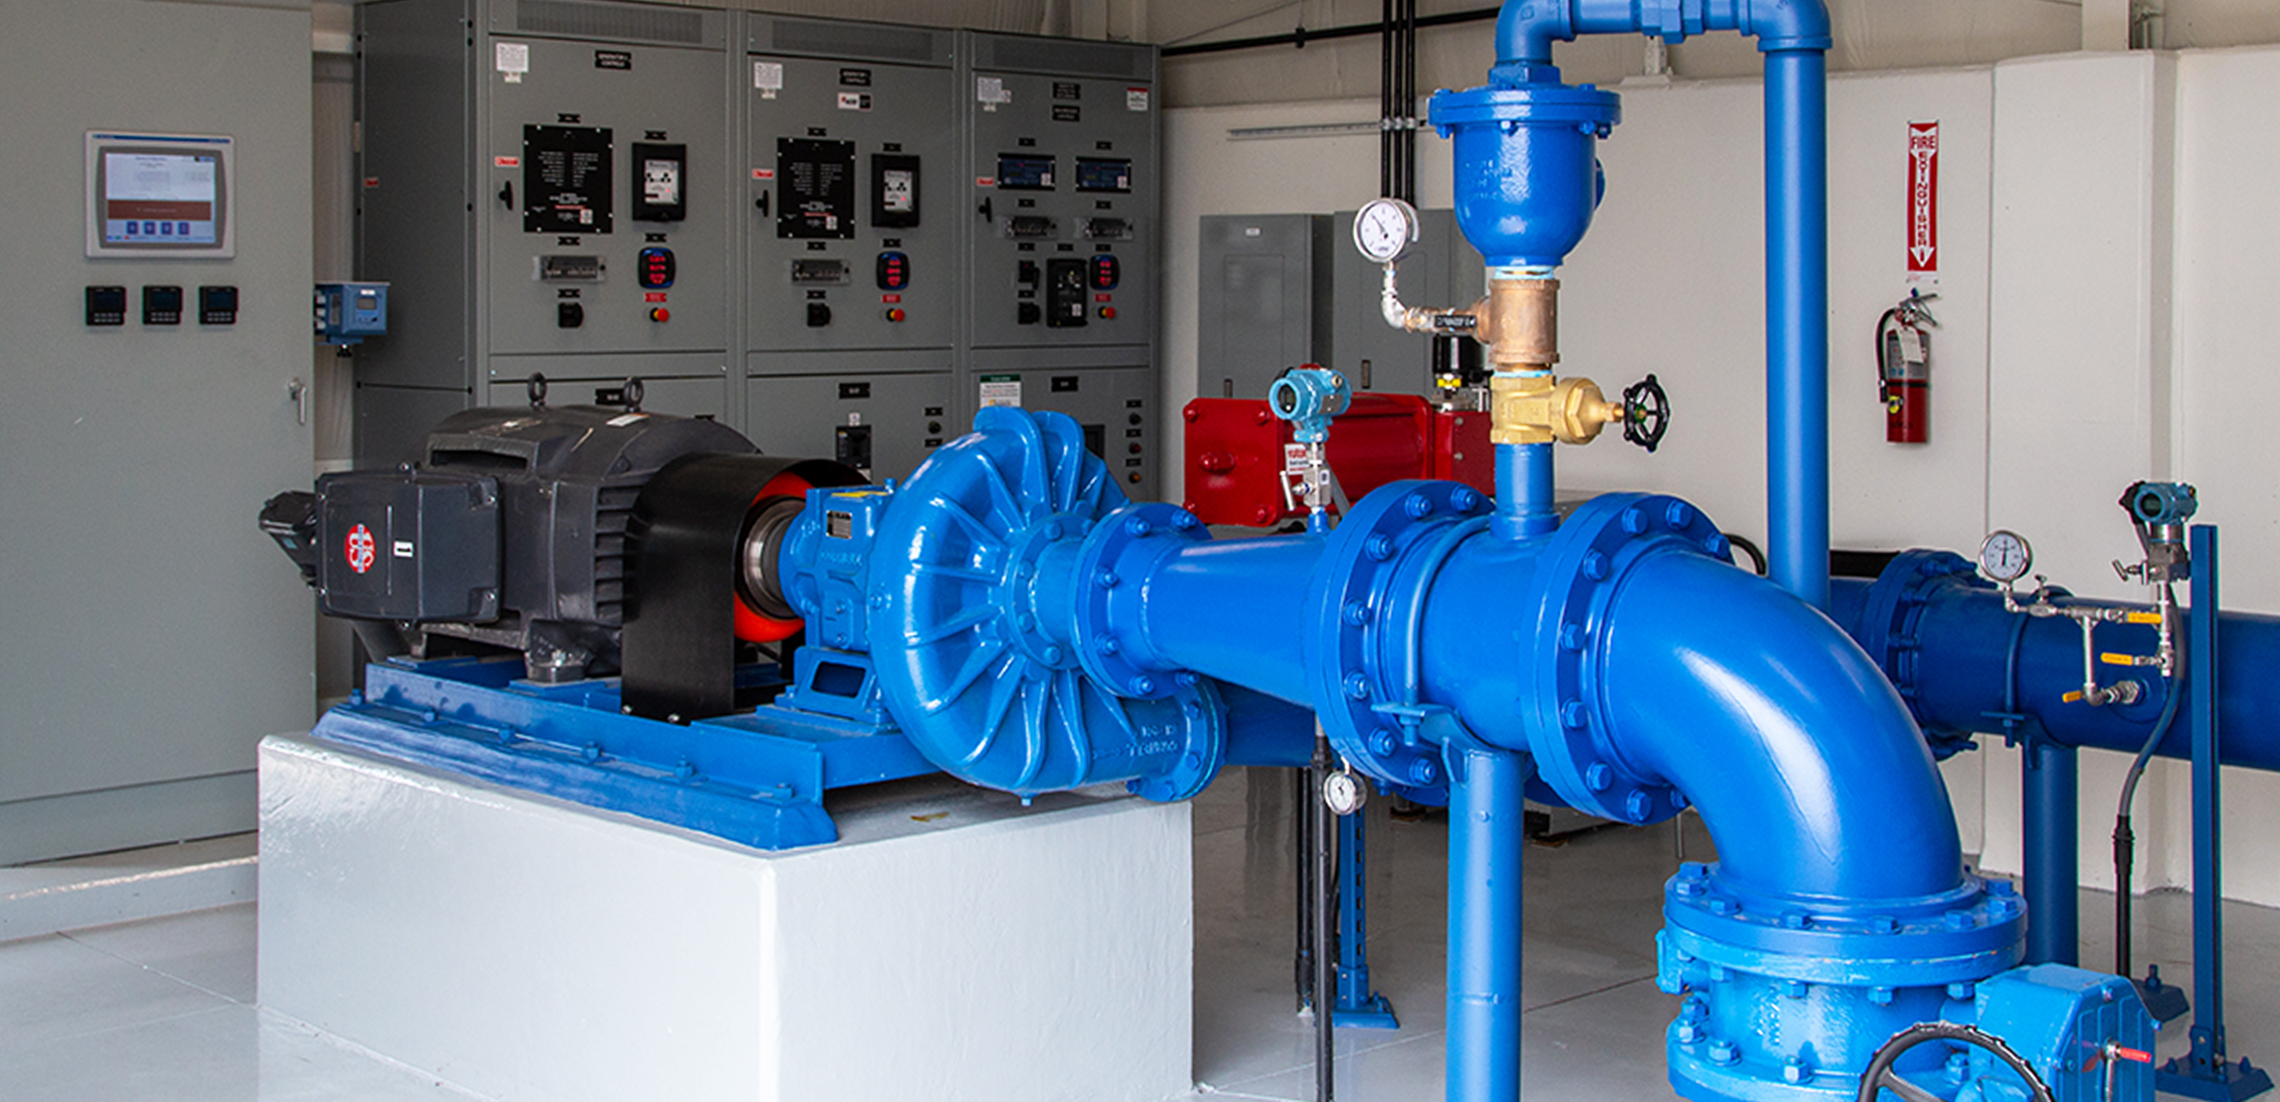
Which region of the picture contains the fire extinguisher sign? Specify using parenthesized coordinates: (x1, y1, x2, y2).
(1907, 120, 1939, 278)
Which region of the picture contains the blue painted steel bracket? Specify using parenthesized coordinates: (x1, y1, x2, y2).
(312, 657, 937, 850)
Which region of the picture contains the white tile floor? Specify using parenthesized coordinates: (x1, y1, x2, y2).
(5, 767, 2278, 1101)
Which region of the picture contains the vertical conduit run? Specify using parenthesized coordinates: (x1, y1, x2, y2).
(1446, 744, 1527, 1102)
(1764, 47, 1831, 610)
(2023, 742, 2081, 965)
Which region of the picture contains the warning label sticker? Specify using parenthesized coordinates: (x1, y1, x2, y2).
(344, 523, 376, 575)
(979, 373, 1022, 408)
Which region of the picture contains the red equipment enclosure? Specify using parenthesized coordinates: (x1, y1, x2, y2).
(1181, 394, 1494, 527)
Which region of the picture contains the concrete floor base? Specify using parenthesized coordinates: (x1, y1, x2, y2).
(257, 735, 1194, 1102)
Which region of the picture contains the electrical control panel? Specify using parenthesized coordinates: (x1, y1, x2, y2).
(967, 362, 1157, 497)
(353, 0, 732, 467)
(746, 17, 955, 357)
(961, 33, 1158, 352)
(745, 370, 954, 483)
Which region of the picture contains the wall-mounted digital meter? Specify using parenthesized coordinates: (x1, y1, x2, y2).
(631, 142, 686, 222)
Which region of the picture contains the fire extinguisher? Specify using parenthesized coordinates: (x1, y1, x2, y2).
(1876, 290, 1938, 444)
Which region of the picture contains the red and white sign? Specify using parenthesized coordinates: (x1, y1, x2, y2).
(1907, 121, 1940, 275)
(344, 523, 377, 575)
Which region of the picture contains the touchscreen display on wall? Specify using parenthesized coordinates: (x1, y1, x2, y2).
(102, 150, 220, 245)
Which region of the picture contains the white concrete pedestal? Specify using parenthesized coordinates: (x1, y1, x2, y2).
(257, 735, 1193, 1102)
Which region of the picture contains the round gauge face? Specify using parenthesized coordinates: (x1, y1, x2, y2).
(1979, 530, 2033, 583)
(1322, 770, 1368, 816)
(1353, 198, 1419, 264)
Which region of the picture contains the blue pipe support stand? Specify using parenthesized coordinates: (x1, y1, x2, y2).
(2023, 739, 2080, 967)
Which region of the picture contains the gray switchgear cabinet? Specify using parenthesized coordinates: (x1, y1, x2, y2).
(353, 7, 1161, 490)
(957, 32, 1160, 498)
(354, 0, 736, 468)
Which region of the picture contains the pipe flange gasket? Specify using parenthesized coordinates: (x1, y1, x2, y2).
(1071, 501, 1210, 699)
(1308, 480, 1494, 787)
(1660, 861, 2027, 988)
(1526, 492, 1735, 823)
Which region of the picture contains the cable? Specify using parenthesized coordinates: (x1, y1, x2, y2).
(2112, 584, 2183, 978)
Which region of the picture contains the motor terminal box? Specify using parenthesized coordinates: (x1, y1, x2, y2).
(311, 469, 502, 623)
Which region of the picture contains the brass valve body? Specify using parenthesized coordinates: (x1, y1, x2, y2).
(1489, 375, 1624, 446)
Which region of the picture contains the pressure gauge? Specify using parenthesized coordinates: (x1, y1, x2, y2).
(1353, 197, 1421, 264)
(1322, 769, 1368, 816)
(1979, 530, 2033, 584)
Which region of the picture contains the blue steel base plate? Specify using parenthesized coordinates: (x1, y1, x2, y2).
(315, 657, 937, 851)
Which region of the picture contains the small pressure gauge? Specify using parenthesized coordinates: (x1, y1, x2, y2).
(1353, 197, 1421, 265)
(1979, 530, 2033, 584)
(1323, 769, 1369, 816)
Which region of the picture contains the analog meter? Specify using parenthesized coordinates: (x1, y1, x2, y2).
(1353, 197, 1421, 264)
(1322, 768, 1368, 816)
(1979, 530, 2033, 584)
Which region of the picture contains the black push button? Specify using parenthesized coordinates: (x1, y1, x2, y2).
(807, 302, 833, 327)
(558, 301, 585, 328)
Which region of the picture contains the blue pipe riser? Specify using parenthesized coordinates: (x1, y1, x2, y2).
(1836, 557, 2280, 770)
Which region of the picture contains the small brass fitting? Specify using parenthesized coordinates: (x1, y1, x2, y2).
(1490, 375, 1624, 446)
(1477, 277, 1559, 370)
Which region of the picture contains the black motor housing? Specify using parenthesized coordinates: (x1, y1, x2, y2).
(265, 405, 762, 680)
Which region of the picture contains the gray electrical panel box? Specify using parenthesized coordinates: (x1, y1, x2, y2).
(1197, 214, 1334, 399)
(355, 0, 734, 467)
(745, 16, 957, 481)
(959, 32, 1160, 498)
(1331, 206, 1483, 398)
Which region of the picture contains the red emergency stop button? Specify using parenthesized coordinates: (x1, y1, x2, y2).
(649, 307, 671, 323)
(885, 307, 906, 322)
(1098, 305, 1117, 320)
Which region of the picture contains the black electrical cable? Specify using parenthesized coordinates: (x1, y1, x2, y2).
(1311, 737, 1336, 1102)
(2113, 586, 2183, 979)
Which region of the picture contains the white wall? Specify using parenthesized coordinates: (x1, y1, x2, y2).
(1160, 46, 2280, 907)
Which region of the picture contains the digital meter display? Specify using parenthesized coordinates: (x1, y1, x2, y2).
(995, 154, 1055, 190)
(1073, 157, 1130, 193)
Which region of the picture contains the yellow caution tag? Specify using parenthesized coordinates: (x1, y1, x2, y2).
(2100, 652, 2140, 666)
(2126, 611, 2164, 625)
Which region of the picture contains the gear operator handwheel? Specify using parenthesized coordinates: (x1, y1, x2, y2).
(1855, 1021, 2053, 1102)
(1622, 373, 1670, 453)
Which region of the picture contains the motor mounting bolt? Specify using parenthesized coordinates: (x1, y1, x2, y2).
(1366, 534, 1396, 561)
(1583, 551, 1610, 580)
(1782, 1056, 1811, 1084)
(1127, 517, 1153, 537)
(1131, 676, 1156, 695)
(1625, 789, 1654, 822)
(1344, 672, 1371, 700)
(1666, 501, 1693, 529)
(1586, 762, 1614, 791)
(1371, 729, 1399, 756)
(1343, 601, 1368, 626)
(1708, 1040, 1740, 1066)
(1408, 757, 1439, 785)
(1404, 493, 1434, 519)
(1560, 699, 1589, 728)
(1623, 507, 1648, 534)
(1098, 638, 1120, 655)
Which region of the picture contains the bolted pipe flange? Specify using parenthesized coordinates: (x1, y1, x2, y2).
(1523, 493, 1735, 823)
(1303, 479, 1494, 786)
(1069, 501, 1211, 701)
